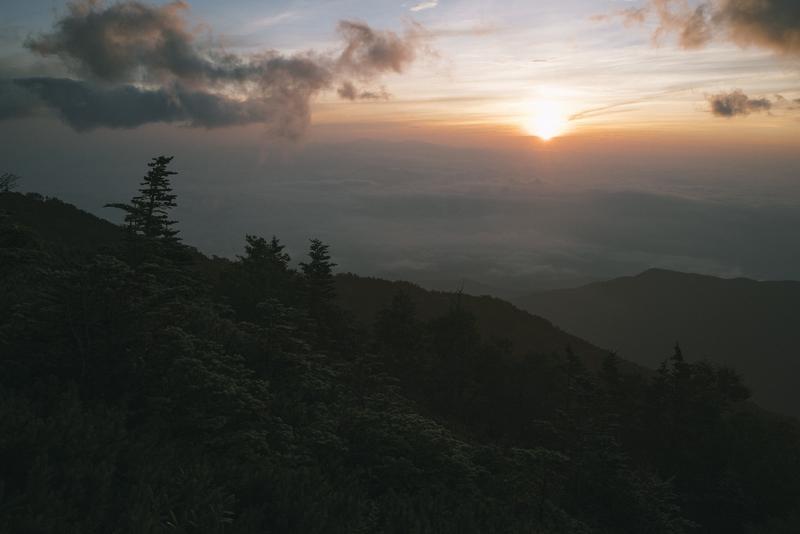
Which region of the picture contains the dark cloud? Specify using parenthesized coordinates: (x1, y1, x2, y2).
(10, 77, 284, 131)
(707, 90, 772, 117)
(336, 81, 390, 101)
(25, 1, 203, 83)
(15, 77, 181, 129)
(615, 0, 800, 55)
(0, 79, 41, 120)
(3, 0, 427, 136)
(716, 0, 800, 55)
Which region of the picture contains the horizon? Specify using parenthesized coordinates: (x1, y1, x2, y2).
(2, 0, 799, 288)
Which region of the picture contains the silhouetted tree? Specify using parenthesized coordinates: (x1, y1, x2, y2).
(300, 238, 337, 334)
(242, 235, 290, 268)
(221, 234, 297, 323)
(106, 156, 179, 245)
(0, 172, 20, 192)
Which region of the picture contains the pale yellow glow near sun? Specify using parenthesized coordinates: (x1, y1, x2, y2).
(524, 100, 569, 141)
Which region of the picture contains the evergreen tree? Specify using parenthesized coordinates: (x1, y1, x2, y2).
(299, 238, 337, 332)
(106, 156, 180, 245)
(241, 235, 291, 269)
(223, 234, 296, 323)
(300, 239, 336, 295)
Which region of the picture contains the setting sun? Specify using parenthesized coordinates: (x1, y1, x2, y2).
(524, 100, 569, 140)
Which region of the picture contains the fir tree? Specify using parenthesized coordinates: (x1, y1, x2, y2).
(300, 239, 336, 308)
(297, 238, 340, 346)
(241, 235, 290, 269)
(106, 156, 180, 245)
(224, 234, 296, 323)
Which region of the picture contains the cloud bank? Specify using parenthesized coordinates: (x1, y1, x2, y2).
(1, 0, 428, 137)
(617, 0, 800, 55)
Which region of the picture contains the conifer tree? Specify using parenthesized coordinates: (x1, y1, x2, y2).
(300, 238, 336, 302)
(241, 235, 290, 269)
(106, 156, 179, 245)
(299, 238, 337, 336)
(225, 234, 296, 322)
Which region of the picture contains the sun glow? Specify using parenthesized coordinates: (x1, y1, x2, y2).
(524, 100, 569, 140)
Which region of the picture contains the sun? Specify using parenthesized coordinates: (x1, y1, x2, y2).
(523, 100, 569, 141)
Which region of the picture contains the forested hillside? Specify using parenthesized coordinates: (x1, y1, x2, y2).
(335, 275, 640, 374)
(0, 190, 122, 253)
(515, 269, 800, 417)
(2, 158, 800, 533)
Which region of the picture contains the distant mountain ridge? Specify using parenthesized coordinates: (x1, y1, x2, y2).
(336, 274, 640, 374)
(515, 268, 800, 417)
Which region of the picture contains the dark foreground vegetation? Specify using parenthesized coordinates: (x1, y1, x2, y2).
(1, 157, 799, 533)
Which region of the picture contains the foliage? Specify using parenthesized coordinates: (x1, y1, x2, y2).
(106, 156, 182, 262)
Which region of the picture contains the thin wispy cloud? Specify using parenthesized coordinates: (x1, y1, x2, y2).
(242, 11, 299, 32)
(410, 1, 438, 12)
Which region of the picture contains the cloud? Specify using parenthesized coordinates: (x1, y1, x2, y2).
(10, 77, 288, 131)
(612, 0, 800, 55)
(679, 5, 713, 48)
(716, 0, 800, 55)
(25, 0, 201, 83)
(3, 0, 428, 137)
(410, 1, 438, 12)
(0, 79, 42, 120)
(336, 81, 390, 100)
(426, 22, 497, 37)
(336, 20, 425, 79)
(243, 11, 298, 32)
(707, 90, 772, 117)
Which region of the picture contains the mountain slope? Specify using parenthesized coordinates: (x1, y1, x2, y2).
(2, 190, 629, 375)
(6, 189, 800, 532)
(514, 268, 800, 416)
(336, 274, 638, 374)
(0, 191, 122, 253)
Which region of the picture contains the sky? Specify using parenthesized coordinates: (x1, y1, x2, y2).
(1, 0, 798, 293)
